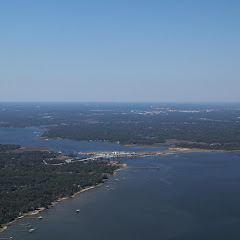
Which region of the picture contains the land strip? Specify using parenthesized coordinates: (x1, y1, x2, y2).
(79, 147, 227, 162)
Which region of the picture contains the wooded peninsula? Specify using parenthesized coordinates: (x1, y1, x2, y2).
(0, 144, 120, 228)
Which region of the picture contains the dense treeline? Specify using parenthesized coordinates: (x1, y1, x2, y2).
(44, 123, 165, 144)
(0, 147, 118, 225)
(0, 144, 20, 152)
(43, 120, 240, 150)
(176, 142, 240, 150)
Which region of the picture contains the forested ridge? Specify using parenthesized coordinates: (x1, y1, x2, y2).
(0, 146, 118, 226)
(43, 121, 240, 150)
(2, 102, 240, 150)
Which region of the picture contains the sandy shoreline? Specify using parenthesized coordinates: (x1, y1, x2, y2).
(10, 145, 51, 153)
(0, 164, 127, 233)
(0, 186, 97, 232)
(1, 145, 233, 233)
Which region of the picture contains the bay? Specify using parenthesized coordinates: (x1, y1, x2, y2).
(1, 128, 240, 239)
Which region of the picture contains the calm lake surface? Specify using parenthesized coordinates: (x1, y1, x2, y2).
(1, 127, 240, 240)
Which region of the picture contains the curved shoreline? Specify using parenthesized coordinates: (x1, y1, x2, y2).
(0, 141, 236, 233)
(0, 163, 127, 233)
(0, 145, 238, 233)
(37, 135, 240, 152)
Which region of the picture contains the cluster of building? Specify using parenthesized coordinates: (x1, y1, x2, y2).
(130, 108, 213, 116)
(87, 151, 137, 159)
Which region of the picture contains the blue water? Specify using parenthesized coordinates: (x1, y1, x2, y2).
(1, 128, 240, 239)
(0, 127, 167, 154)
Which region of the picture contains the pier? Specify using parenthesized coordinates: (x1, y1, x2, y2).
(129, 167, 160, 169)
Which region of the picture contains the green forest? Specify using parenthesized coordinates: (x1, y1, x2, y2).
(43, 121, 240, 150)
(0, 146, 119, 226)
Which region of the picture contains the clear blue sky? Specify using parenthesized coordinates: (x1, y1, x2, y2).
(1, 0, 240, 102)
